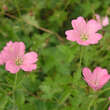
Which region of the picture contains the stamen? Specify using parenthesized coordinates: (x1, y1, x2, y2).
(80, 33, 88, 41)
(16, 56, 23, 66)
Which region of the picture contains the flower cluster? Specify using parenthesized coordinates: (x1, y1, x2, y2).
(65, 14, 110, 109)
(0, 13, 109, 109)
(0, 41, 38, 74)
(65, 14, 110, 91)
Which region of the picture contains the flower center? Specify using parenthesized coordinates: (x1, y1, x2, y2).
(15, 56, 23, 66)
(80, 33, 88, 41)
(92, 81, 98, 86)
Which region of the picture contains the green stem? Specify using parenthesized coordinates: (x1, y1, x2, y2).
(80, 46, 83, 68)
(88, 97, 96, 110)
(103, 101, 110, 110)
(79, 46, 83, 76)
(84, 46, 89, 66)
(13, 72, 18, 110)
(88, 91, 98, 110)
(94, 103, 97, 110)
(88, 94, 97, 110)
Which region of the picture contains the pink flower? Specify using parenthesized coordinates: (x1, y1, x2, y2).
(82, 67, 110, 91)
(108, 106, 110, 110)
(1, 41, 38, 74)
(65, 16, 102, 46)
(95, 14, 109, 27)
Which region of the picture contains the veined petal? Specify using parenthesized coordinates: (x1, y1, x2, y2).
(72, 16, 87, 33)
(88, 33, 102, 44)
(99, 74, 110, 86)
(76, 39, 90, 46)
(87, 19, 102, 34)
(13, 42, 25, 57)
(65, 30, 80, 41)
(83, 67, 92, 80)
(23, 52, 38, 65)
(21, 64, 36, 71)
(5, 61, 20, 73)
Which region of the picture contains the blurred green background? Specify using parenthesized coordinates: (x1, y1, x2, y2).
(0, 0, 110, 110)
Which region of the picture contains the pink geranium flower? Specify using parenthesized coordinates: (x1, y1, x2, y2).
(1, 41, 38, 74)
(95, 14, 109, 27)
(108, 106, 110, 110)
(82, 67, 110, 91)
(65, 16, 102, 46)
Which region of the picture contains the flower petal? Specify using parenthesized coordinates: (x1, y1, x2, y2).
(5, 61, 20, 73)
(23, 52, 38, 64)
(93, 67, 110, 84)
(95, 14, 101, 23)
(76, 39, 90, 46)
(13, 42, 25, 57)
(65, 30, 80, 41)
(83, 67, 92, 80)
(88, 33, 102, 44)
(21, 64, 36, 71)
(102, 16, 109, 26)
(87, 19, 102, 34)
(72, 16, 87, 33)
(2, 41, 25, 63)
(99, 74, 110, 87)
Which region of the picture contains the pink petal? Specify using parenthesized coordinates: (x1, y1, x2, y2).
(82, 67, 99, 91)
(72, 16, 87, 33)
(23, 52, 38, 64)
(5, 61, 20, 73)
(93, 67, 108, 78)
(76, 39, 90, 46)
(108, 106, 110, 110)
(21, 52, 37, 71)
(93, 67, 109, 86)
(21, 64, 36, 71)
(2, 41, 15, 62)
(102, 16, 109, 26)
(87, 19, 102, 34)
(95, 14, 101, 23)
(13, 42, 25, 57)
(99, 74, 110, 86)
(65, 30, 80, 41)
(88, 33, 102, 44)
(2, 41, 25, 63)
(82, 67, 92, 80)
